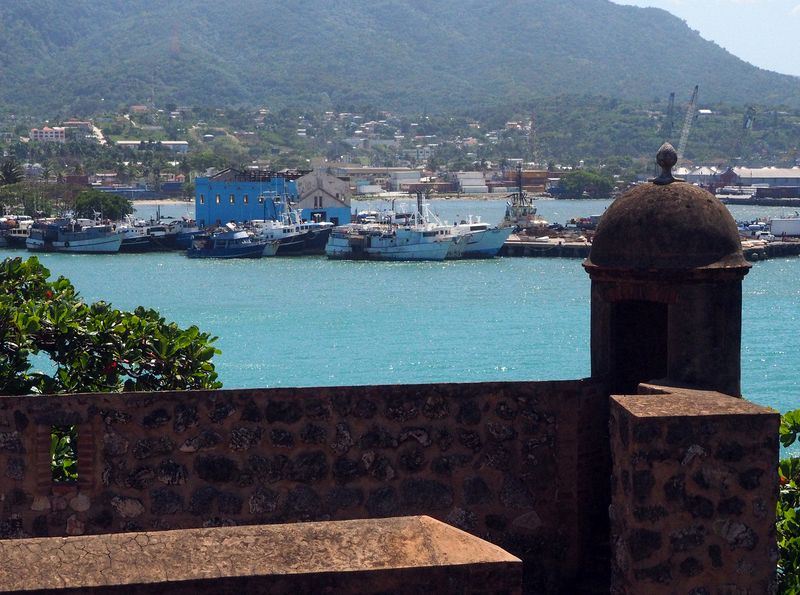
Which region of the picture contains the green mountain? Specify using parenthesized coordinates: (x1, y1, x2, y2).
(2, 0, 799, 115)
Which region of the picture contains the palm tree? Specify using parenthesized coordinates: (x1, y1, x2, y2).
(0, 158, 24, 186)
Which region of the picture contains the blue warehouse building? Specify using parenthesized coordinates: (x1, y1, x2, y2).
(195, 168, 351, 227)
(195, 168, 303, 227)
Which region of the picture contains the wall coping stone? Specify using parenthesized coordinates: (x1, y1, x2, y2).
(0, 515, 521, 593)
(613, 385, 777, 418)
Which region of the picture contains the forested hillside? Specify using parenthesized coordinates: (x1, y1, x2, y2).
(2, 0, 799, 115)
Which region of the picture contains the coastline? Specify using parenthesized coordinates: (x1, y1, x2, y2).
(131, 198, 193, 206)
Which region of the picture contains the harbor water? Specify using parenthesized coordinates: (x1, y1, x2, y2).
(5, 198, 798, 415)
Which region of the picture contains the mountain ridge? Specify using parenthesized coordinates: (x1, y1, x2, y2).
(2, 0, 798, 115)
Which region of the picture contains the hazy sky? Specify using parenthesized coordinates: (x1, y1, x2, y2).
(612, 0, 800, 77)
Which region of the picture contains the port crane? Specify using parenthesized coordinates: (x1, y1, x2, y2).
(676, 85, 699, 160)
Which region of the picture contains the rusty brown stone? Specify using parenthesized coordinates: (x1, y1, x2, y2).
(0, 516, 522, 593)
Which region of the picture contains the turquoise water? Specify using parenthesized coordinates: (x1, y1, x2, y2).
(5, 199, 798, 414)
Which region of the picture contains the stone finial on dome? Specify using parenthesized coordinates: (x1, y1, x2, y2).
(650, 142, 684, 185)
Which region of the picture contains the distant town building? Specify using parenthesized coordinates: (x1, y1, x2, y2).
(675, 166, 720, 185)
(727, 166, 800, 187)
(389, 170, 421, 191)
(404, 145, 435, 162)
(62, 120, 93, 132)
(65, 175, 90, 187)
(453, 171, 488, 193)
(30, 127, 66, 143)
(115, 140, 189, 154)
(295, 169, 352, 225)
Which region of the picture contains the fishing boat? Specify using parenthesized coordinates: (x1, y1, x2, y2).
(170, 217, 204, 249)
(500, 164, 549, 233)
(250, 205, 334, 255)
(26, 219, 123, 254)
(325, 192, 455, 261)
(447, 216, 514, 258)
(187, 223, 273, 259)
(325, 224, 454, 261)
(383, 200, 511, 260)
(1, 216, 34, 248)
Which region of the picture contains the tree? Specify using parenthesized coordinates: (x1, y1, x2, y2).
(0, 158, 24, 186)
(0, 256, 222, 396)
(558, 169, 615, 199)
(73, 189, 133, 221)
(778, 410, 800, 592)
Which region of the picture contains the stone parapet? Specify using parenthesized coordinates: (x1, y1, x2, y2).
(0, 515, 522, 594)
(0, 378, 608, 594)
(610, 387, 779, 594)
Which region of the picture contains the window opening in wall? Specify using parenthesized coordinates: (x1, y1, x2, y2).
(215, 194, 221, 204)
(200, 194, 205, 205)
(243, 194, 249, 204)
(51, 425, 78, 483)
(230, 194, 235, 204)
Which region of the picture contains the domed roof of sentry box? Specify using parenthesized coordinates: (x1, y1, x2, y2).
(584, 144, 750, 272)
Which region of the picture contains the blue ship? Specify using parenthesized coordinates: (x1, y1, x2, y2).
(187, 224, 275, 259)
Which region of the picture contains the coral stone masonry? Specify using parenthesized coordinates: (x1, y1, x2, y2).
(610, 386, 778, 594)
(0, 516, 522, 594)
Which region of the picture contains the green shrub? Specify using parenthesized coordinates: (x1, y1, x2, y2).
(778, 410, 800, 593)
(0, 256, 221, 395)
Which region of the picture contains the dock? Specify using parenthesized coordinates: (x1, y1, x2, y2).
(500, 235, 800, 262)
(500, 235, 592, 258)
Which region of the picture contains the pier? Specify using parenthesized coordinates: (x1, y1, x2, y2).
(500, 234, 800, 261)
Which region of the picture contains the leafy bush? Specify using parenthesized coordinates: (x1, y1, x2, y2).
(0, 256, 222, 395)
(778, 410, 800, 593)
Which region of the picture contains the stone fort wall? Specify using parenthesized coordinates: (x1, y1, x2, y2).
(0, 378, 610, 593)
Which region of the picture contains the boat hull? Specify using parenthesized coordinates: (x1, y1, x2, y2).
(326, 229, 452, 261)
(119, 236, 157, 253)
(452, 227, 514, 259)
(26, 235, 122, 254)
(187, 244, 266, 259)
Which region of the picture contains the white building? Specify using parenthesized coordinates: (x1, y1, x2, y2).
(30, 127, 66, 143)
(732, 167, 800, 187)
(454, 171, 488, 194)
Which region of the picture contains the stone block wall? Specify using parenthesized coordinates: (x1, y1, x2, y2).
(0, 378, 608, 594)
(610, 386, 779, 594)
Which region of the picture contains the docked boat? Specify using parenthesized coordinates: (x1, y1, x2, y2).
(26, 219, 122, 254)
(250, 206, 334, 255)
(187, 224, 274, 259)
(448, 217, 514, 258)
(170, 217, 204, 249)
(325, 223, 454, 261)
(500, 164, 549, 233)
(115, 203, 204, 252)
(388, 203, 511, 260)
(1, 216, 34, 248)
(326, 192, 456, 261)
